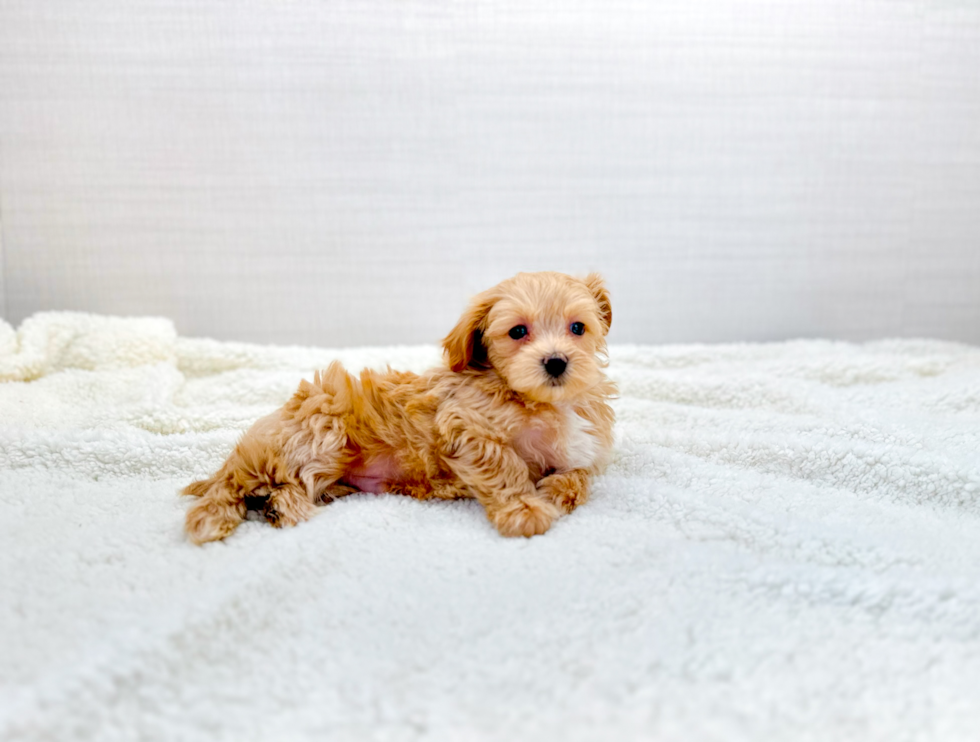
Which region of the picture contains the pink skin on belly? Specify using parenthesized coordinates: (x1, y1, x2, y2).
(343, 454, 404, 493)
(343, 475, 388, 493)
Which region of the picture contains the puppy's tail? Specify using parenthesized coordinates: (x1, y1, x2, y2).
(283, 360, 358, 421)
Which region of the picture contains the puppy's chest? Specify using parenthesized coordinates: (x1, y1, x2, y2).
(513, 404, 599, 471)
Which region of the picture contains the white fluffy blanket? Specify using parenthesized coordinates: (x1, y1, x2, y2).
(1, 312, 979, 741)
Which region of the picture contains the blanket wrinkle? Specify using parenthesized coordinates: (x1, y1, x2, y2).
(1, 312, 979, 741)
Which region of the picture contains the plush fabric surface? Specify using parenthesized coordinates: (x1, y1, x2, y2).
(1, 312, 979, 741)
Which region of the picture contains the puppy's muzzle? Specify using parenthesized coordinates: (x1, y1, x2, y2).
(543, 355, 568, 379)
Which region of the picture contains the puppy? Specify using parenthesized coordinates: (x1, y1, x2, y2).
(183, 271, 616, 543)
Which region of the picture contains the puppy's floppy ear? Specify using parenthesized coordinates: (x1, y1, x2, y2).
(583, 272, 612, 335)
(442, 291, 497, 372)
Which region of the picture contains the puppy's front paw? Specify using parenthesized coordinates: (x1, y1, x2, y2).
(536, 469, 590, 514)
(489, 495, 560, 538)
(185, 498, 245, 544)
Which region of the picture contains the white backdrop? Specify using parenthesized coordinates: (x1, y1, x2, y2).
(1, 0, 978, 346)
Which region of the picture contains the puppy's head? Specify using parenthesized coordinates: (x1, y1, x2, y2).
(443, 272, 612, 404)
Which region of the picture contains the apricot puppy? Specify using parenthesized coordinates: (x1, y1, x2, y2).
(184, 271, 616, 543)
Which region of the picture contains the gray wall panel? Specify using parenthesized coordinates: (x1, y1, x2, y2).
(0, 205, 6, 320)
(0, 0, 978, 345)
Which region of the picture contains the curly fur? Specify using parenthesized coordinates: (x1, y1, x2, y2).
(183, 271, 616, 543)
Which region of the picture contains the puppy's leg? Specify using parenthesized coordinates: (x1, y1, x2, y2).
(185, 364, 364, 544)
(536, 468, 591, 514)
(183, 468, 248, 545)
(184, 429, 299, 544)
(442, 428, 559, 537)
(262, 482, 317, 529)
(319, 482, 360, 503)
(262, 454, 356, 526)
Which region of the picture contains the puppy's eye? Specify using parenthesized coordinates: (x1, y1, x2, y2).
(508, 325, 528, 340)
(570, 322, 586, 336)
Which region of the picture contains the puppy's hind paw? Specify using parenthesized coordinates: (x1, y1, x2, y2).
(490, 495, 560, 538)
(185, 498, 245, 544)
(262, 485, 317, 529)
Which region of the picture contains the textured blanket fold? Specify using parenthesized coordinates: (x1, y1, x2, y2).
(1, 312, 978, 741)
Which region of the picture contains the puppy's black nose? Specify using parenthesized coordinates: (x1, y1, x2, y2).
(544, 356, 567, 378)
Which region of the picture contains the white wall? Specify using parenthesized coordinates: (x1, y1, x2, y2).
(1, 0, 978, 346)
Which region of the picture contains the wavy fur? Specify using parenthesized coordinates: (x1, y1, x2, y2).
(184, 272, 616, 543)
